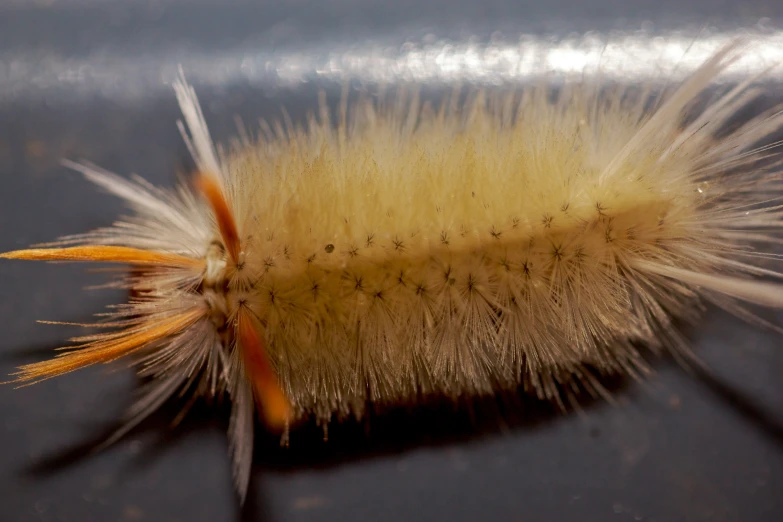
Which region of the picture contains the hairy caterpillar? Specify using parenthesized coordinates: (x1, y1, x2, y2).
(3, 40, 783, 504)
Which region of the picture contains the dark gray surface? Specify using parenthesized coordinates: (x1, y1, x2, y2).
(1, 1, 783, 521)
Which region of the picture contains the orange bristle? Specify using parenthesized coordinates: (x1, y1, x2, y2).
(194, 173, 241, 264)
(0, 246, 204, 270)
(10, 308, 205, 385)
(236, 306, 290, 431)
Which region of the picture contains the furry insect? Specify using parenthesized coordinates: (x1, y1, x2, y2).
(3, 41, 783, 501)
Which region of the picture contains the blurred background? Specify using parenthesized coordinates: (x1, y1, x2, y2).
(1, 1, 783, 521)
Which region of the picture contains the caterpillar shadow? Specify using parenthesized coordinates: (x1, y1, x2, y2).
(9, 336, 783, 522)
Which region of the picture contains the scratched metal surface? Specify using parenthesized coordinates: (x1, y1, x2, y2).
(1, 1, 783, 521)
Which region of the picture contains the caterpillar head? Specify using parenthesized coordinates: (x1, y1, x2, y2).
(0, 169, 290, 432)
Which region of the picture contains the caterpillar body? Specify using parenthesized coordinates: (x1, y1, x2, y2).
(3, 41, 783, 501)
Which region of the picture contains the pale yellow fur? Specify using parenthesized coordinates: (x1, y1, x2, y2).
(4, 42, 783, 500)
